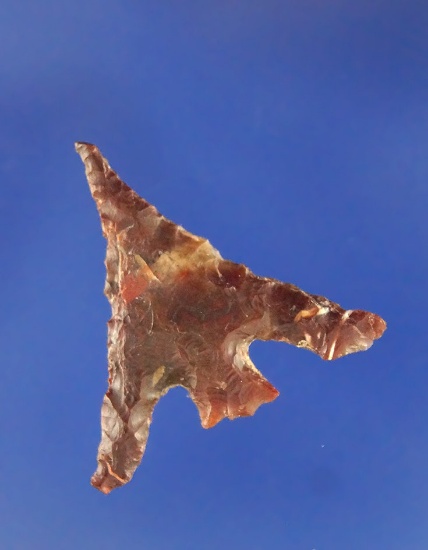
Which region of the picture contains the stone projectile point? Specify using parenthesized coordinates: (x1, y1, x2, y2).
(75, 142, 386, 494)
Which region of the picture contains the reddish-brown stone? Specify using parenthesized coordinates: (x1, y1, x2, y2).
(76, 142, 386, 494)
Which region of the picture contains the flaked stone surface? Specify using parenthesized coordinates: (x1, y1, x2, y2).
(75, 142, 386, 494)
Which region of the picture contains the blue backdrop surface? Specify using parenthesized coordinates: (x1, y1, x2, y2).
(1, 2, 427, 549)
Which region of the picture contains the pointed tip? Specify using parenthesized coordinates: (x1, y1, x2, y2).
(75, 141, 97, 155)
(75, 142, 105, 175)
(75, 140, 94, 147)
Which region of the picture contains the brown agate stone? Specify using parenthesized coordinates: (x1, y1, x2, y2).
(75, 142, 386, 494)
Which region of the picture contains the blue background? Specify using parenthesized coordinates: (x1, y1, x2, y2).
(1, 1, 427, 549)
